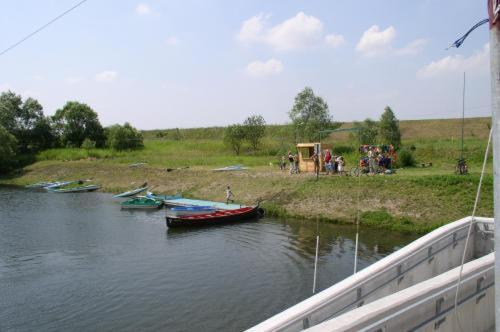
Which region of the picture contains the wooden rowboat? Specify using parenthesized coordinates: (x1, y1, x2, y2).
(165, 205, 264, 228)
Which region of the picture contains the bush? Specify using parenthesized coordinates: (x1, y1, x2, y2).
(106, 123, 144, 151)
(81, 138, 96, 150)
(398, 148, 416, 167)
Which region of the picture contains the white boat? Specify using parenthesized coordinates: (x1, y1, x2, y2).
(52, 185, 101, 193)
(248, 217, 494, 332)
(44, 180, 79, 190)
(113, 184, 148, 198)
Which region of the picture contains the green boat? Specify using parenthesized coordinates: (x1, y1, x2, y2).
(120, 197, 164, 209)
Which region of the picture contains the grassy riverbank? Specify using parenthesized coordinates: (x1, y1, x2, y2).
(1, 117, 493, 234)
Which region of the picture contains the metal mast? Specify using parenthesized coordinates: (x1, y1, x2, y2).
(488, 0, 500, 329)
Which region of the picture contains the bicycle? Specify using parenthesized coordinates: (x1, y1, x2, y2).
(455, 158, 468, 175)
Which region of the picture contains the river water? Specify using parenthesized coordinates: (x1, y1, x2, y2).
(0, 186, 417, 331)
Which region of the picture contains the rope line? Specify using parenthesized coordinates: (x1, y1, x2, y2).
(446, 18, 489, 49)
(453, 126, 493, 329)
(0, 0, 90, 57)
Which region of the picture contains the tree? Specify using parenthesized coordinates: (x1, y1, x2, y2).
(53, 101, 105, 148)
(288, 87, 333, 141)
(379, 106, 401, 148)
(106, 123, 144, 150)
(243, 114, 266, 151)
(354, 118, 378, 144)
(0, 125, 18, 173)
(0, 91, 55, 152)
(224, 124, 246, 155)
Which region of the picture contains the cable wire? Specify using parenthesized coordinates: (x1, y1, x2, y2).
(446, 18, 489, 49)
(0, 0, 90, 57)
(453, 126, 493, 330)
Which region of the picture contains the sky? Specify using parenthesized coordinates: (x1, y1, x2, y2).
(0, 0, 493, 129)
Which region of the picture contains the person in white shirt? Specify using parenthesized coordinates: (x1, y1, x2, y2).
(226, 186, 234, 204)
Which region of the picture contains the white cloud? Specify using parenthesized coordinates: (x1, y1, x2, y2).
(136, 3, 152, 15)
(237, 12, 343, 51)
(245, 59, 283, 77)
(417, 44, 489, 79)
(95, 71, 118, 82)
(267, 12, 324, 50)
(237, 14, 267, 43)
(396, 38, 428, 56)
(356, 25, 396, 57)
(325, 34, 345, 48)
(166, 36, 179, 46)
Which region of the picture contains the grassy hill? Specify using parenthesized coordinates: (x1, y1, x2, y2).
(1, 116, 493, 234)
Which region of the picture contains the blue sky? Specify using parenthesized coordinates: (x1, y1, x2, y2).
(0, 0, 492, 129)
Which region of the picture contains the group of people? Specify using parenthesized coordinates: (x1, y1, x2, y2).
(361, 145, 394, 174)
(323, 150, 346, 175)
(280, 152, 300, 174)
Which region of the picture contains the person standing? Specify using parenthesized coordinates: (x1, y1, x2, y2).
(312, 152, 320, 176)
(324, 150, 332, 175)
(288, 151, 294, 174)
(368, 147, 376, 175)
(226, 186, 234, 204)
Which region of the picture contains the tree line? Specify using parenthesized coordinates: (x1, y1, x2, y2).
(0, 91, 143, 172)
(223, 87, 403, 155)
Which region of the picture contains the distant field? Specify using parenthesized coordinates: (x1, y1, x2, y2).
(1, 116, 493, 234)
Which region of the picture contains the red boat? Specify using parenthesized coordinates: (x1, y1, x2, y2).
(165, 205, 264, 228)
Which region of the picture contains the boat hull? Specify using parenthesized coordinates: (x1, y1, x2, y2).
(53, 185, 101, 193)
(166, 205, 264, 228)
(113, 186, 148, 198)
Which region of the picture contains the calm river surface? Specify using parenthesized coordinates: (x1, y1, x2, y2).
(0, 186, 417, 331)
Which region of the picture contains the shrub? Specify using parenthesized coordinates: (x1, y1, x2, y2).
(106, 123, 144, 151)
(81, 138, 96, 150)
(398, 148, 416, 167)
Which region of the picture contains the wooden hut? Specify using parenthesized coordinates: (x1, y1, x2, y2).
(296, 143, 331, 172)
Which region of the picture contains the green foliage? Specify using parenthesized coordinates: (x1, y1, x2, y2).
(379, 106, 401, 147)
(354, 118, 378, 144)
(53, 101, 105, 148)
(106, 123, 144, 151)
(398, 148, 416, 167)
(289, 87, 333, 141)
(81, 138, 96, 150)
(0, 125, 18, 172)
(224, 124, 246, 155)
(0, 91, 56, 152)
(332, 145, 355, 155)
(243, 114, 266, 151)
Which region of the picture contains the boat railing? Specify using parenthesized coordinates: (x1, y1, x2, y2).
(246, 216, 494, 332)
(304, 252, 495, 332)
